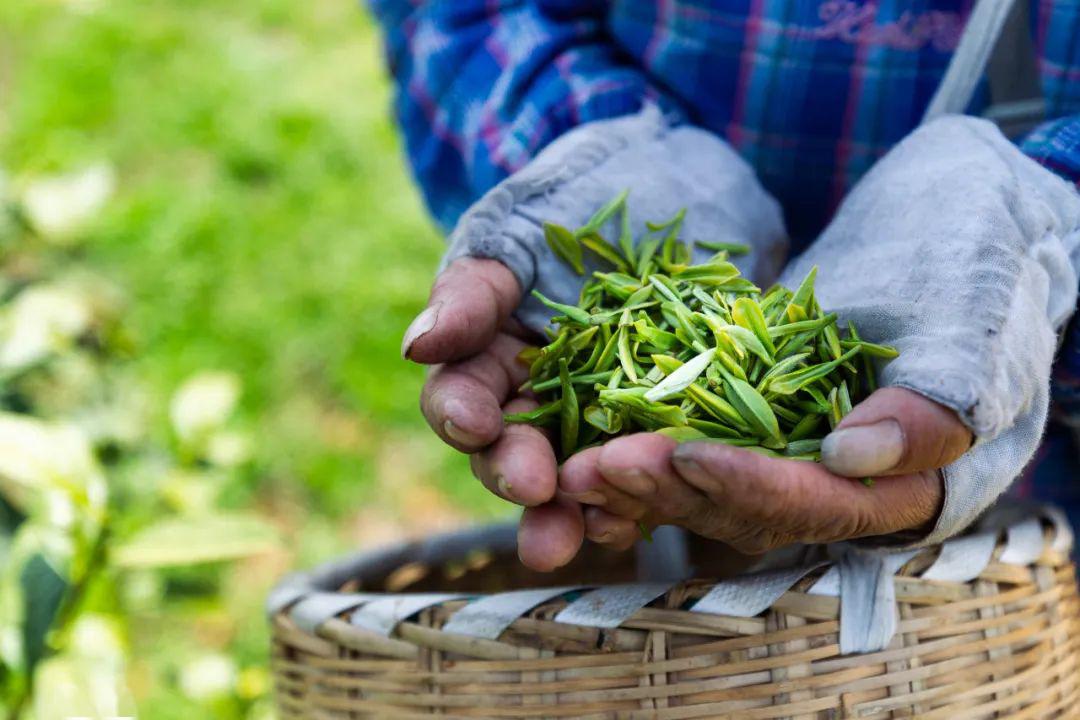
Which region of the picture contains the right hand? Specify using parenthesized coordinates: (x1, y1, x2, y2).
(402, 257, 588, 571)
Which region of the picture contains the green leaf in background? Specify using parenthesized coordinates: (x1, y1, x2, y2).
(21, 553, 68, 675)
(113, 514, 280, 568)
(0, 492, 25, 537)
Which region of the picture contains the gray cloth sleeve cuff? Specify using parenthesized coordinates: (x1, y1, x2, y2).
(781, 115, 1080, 546)
(441, 105, 788, 334)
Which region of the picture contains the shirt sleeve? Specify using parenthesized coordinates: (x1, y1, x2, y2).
(1020, 116, 1080, 188)
(1020, 118, 1080, 423)
(365, 0, 682, 231)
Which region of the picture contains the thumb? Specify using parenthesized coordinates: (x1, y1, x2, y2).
(821, 387, 973, 478)
(402, 257, 522, 364)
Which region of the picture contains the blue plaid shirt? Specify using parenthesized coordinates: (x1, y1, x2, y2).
(369, 0, 1080, 544)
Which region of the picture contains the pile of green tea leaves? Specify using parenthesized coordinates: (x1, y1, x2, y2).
(506, 192, 898, 466)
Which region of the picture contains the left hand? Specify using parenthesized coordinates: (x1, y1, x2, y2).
(558, 387, 972, 554)
(405, 257, 587, 572)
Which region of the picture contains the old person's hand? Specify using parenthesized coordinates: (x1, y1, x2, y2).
(403, 108, 787, 571)
(559, 388, 970, 553)
(561, 115, 1080, 557)
(404, 256, 587, 572)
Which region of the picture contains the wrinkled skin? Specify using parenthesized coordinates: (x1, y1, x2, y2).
(403, 258, 972, 570)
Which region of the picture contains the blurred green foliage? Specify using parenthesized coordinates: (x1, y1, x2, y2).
(0, 0, 509, 717)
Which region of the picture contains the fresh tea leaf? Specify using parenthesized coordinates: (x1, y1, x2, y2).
(644, 348, 716, 401)
(544, 222, 585, 274)
(559, 358, 579, 458)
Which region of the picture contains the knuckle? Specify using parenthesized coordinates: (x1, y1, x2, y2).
(726, 530, 779, 555)
(754, 471, 804, 527)
(799, 503, 872, 544)
(683, 497, 724, 535)
(844, 506, 878, 540)
(940, 424, 973, 466)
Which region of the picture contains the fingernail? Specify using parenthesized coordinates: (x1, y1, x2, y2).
(671, 446, 705, 476)
(443, 418, 478, 446)
(401, 303, 441, 359)
(821, 420, 904, 477)
(567, 490, 607, 506)
(605, 468, 657, 497)
(496, 475, 517, 502)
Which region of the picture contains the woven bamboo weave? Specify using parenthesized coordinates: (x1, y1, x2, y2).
(270, 517, 1079, 719)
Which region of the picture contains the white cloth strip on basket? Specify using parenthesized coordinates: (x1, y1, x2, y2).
(920, 531, 999, 582)
(289, 592, 381, 634)
(690, 563, 827, 618)
(807, 567, 840, 597)
(442, 586, 585, 639)
(838, 550, 916, 654)
(350, 593, 468, 636)
(808, 550, 917, 598)
(266, 581, 310, 616)
(554, 582, 674, 628)
(1042, 504, 1076, 554)
(999, 517, 1046, 565)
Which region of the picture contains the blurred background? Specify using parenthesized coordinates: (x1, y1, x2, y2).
(0, 1, 508, 717)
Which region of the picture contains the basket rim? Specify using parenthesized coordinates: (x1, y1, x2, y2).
(268, 504, 1074, 656)
(267, 522, 519, 613)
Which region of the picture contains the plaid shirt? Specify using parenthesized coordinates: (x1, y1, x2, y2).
(369, 0, 1080, 547)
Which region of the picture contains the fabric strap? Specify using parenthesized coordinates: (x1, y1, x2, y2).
(923, 0, 1037, 125)
(983, 0, 1045, 135)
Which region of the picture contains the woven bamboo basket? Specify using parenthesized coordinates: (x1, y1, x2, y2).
(269, 508, 1079, 719)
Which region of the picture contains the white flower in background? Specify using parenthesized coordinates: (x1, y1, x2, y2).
(169, 371, 241, 445)
(42, 487, 76, 529)
(0, 282, 92, 371)
(245, 698, 276, 720)
(0, 412, 106, 519)
(0, 169, 16, 241)
(68, 614, 125, 667)
(33, 646, 134, 720)
(179, 652, 237, 700)
(21, 163, 115, 242)
(160, 470, 220, 514)
(206, 429, 252, 467)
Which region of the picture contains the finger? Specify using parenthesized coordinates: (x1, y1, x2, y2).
(671, 441, 943, 547)
(559, 447, 650, 520)
(421, 333, 530, 451)
(594, 433, 717, 532)
(583, 506, 639, 551)
(470, 398, 558, 506)
(821, 387, 973, 478)
(518, 498, 584, 572)
(403, 258, 522, 364)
